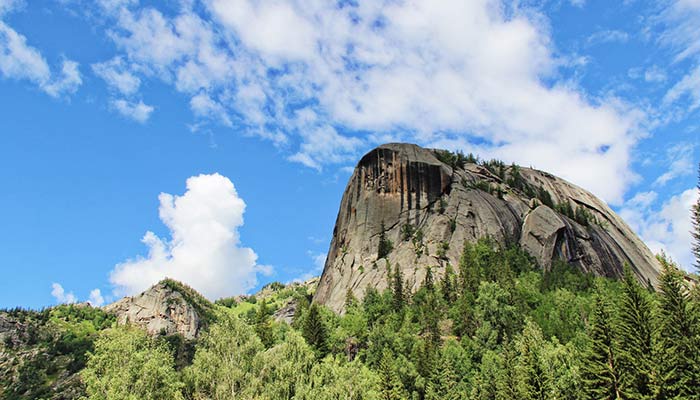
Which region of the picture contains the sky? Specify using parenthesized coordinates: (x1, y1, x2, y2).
(0, 0, 698, 309)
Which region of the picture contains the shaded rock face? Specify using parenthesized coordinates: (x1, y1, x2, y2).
(314, 143, 660, 313)
(104, 282, 201, 339)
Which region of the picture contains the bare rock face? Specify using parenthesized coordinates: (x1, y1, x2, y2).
(104, 280, 210, 339)
(314, 143, 660, 313)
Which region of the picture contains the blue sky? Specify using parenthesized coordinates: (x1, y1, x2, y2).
(0, 0, 698, 308)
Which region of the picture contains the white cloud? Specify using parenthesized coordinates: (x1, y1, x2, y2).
(0, 0, 22, 16)
(109, 173, 271, 300)
(51, 283, 77, 304)
(190, 92, 232, 126)
(43, 59, 82, 97)
(92, 57, 141, 95)
(658, 0, 700, 112)
(664, 66, 700, 111)
(644, 66, 667, 83)
(88, 289, 105, 306)
(620, 187, 699, 271)
(0, 20, 81, 97)
(653, 142, 696, 186)
(293, 251, 326, 283)
(84, 0, 649, 203)
(111, 98, 154, 122)
(586, 29, 629, 46)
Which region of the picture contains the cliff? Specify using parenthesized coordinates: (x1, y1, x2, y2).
(314, 143, 660, 312)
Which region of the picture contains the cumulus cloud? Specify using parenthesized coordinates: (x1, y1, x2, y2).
(0, 19, 81, 97)
(51, 283, 77, 304)
(110, 173, 270, 300)
(620, 187, 699, 271)
(88, 289, 105, 306)
(111, 98, 154, 123)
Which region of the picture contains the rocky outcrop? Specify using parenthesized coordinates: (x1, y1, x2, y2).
(314, 143, 660, 312)
(104, 280, 212, 339)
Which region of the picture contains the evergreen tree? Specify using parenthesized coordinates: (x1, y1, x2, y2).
(378, 220, 393, 259)
(378, 350, 406, 400)
(458, 241, 480, 297)
(302, 303, 329, 358)
(616, 265, 654, 399)
(391, 263, 405, 312)
(692, 163, 700, 271)
(254, 299, 274, 348)
(516, 321, 551, 400)
(581, 294, 623, 400)
(655, 255, 699, 399)
(497, 339, 523, 400)
(423, 267, 441, 347)
(426, 352, 460, 400)
(441, 263, 456, 303)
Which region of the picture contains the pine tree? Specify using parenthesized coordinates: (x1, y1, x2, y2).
(516, 321, 551, 400)
(423, 267, 441, 347)
(302, 303, 329, 358)
(616, 265, 654, 399)
(254, 299, 274, 348)
(655, 255, 699, 399)
(441, 263, 456, 303)
(378, 220, 393, 259)
(391, 263, 405, 312)
(692, 163, 700, 271)
(426, 352, 460, 400)
(581, 294, 623, 400)
(378, 350, 406, 400)
(458, 241, 480, 297)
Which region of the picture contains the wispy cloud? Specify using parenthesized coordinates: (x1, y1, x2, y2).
(0, 22, 82, 97)
(653, 142, 696, 186)
(69, 0, 650, 204)
(586, 29, 630, 46)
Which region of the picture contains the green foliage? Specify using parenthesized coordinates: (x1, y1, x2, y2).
(616, 265, 654, 399)
(654, 255, 700, 399)
(580, 293, 623, 400)
(11, 228, 700, 400)
(160, 279, 215, 327)
(377, 220, 393, 259)
(254, 299, 275, 348)
(302, 304, 330, 358)
(401, 222, 415, 241)
(184, 308, 263, 399)
(693, 163, 700, 271)
(82, 326, 183, 400)
(434, 149, 471, 170)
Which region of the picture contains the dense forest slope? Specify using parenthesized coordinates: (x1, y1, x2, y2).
(315, 143, 660, 312)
